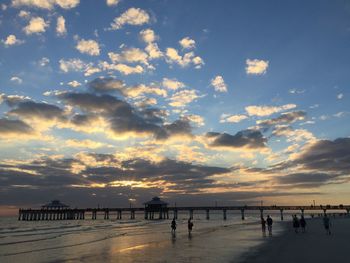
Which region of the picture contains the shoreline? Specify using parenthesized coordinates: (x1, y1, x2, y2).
(239, 216, 350, 263)
(2, 215, 349, 262)
(0, 216, 277, 263)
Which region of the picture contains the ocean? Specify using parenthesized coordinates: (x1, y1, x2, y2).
(0, 211, 286, 263)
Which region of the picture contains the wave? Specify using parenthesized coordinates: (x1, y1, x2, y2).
(0, 220, 158, 246)
(0, 232, 128, 257)
(0, 224, 83, 234)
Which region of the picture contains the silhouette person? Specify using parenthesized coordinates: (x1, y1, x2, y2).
(293, 215, 300, 233)
(261, 216, 266, 236)
(171, 218, 177, 234)
(300, 215, 306, 233)
(323, 214, 331, 235)
(266, 215, 273, 236)
(188, 218, 193, 235)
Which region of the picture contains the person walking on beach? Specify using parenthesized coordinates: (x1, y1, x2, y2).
(266, 215, 273, 236)
(323, 214, 331, 235)
(188, 218, 194, 235)
(171, 218, 177, 234)
(300, 215, 306, 233)
(293, 215, 300, 233)
(261, 216, 266, 236)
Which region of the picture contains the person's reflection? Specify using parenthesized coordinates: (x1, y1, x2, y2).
(171, 231, 176, 245)
(188, 232, 192, 240)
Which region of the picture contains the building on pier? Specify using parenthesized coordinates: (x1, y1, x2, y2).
(18, 200, 85, 221)
(42, 200, 69, 210)
(144, 197, 169, 220)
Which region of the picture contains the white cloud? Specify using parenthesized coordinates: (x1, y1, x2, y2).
(84, 66, 101, 76)
(166, 48, 185, 65)
(122, 84, 167, 98)
(110, 7, 150, 30)
(210, 75, 227, 92)
(39, 57, 50, 66)
(245, 104, 297, 117)
(59, 58, 86, 72)
(18, 10, 30, 18)
(99, 61, 144, 75)
(2, 34, 24, 46)
(309, 104, 319, 109)
(169, 89, 200, 107)
(106, 0, 119, 6)
(337, 93, 344, 100)
(114, 64, 144, 75)
(183, 114, 205, 127)
(333, 112, 348, 118)
(59, 58, 100, 76)
(134, 97, 158, 107)
(108, 48, 149, 65)
(179, 37, 195, 49)
(23, 17, 48, 35)
(273, 126, 315, 143)
(246, 59, 269, 75)
(56, 16, 67, 36)
(145, 43, 163, 59)
(10, 76, 23, 84)
(139, 28, 157, 43)
(192, 56, 204, 69)
(319, 115, 328, 121)
(66, 139, 104, 149)
(12, 0, 80, 10)
(289, 89, 305, 94)
(67, 80, 81, 87)
(165, 48, 203, 68)
(162, 78, 185, 90)
(138, 29, 162, 60)
(76, 39, 100, 56)
(299, 121, 315, 126)
(220, 114, 247, 123)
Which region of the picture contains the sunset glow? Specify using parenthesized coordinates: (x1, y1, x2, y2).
(1, 0, 350, 214)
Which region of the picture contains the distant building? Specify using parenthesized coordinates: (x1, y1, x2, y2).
(144, 197, 169, 219)
(41, 200, 69, 210)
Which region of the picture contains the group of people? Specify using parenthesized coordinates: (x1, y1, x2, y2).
(172, 213, 333, 238)
(293, 214, 332, 234)
(171, 218, 193, 235)
(292, 215, 307, 233)
(263, 213, 332, 235)
(261, 215, 273, 236)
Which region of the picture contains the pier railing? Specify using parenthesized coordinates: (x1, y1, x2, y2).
(18, 205, 350, 221)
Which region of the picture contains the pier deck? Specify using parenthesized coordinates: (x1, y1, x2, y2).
(18, 205, 350, 221)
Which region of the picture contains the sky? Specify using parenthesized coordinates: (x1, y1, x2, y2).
(1, 0, 350, 214)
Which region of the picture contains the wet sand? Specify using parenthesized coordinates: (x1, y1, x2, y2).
(240, 216, 350, 263)
(0, 214, 283, 263)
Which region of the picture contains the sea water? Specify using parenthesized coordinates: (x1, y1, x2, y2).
(0, 211, 286, 263)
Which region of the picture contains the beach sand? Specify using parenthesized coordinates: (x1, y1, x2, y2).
(0, 214, 281, 263)
(240, 216, 350, 263)
(2, 214, 348, 262)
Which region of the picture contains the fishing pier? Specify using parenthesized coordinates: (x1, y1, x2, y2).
(18, 198, 350, 221)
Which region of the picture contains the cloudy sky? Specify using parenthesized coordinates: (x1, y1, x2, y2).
(1, 0, 350, 214)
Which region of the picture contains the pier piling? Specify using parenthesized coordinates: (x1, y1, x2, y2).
(174, 209, 178, 220)
(241, 209, 245, 220)
(130, 210, 135, 219)
(280, 209, 284, 221)
(189, 209, 193, 220)
(260, 209, 264, 218)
